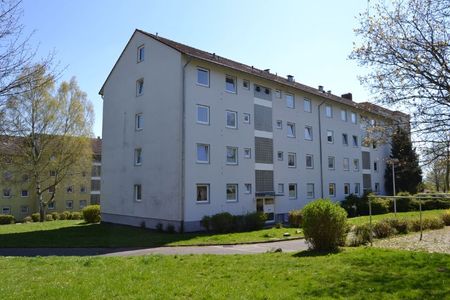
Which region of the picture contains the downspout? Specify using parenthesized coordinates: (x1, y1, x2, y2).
(318, 101, 326, 198)
(181, 55, 192, 232)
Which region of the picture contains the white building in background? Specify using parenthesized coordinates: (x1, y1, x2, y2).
(99, 29, 408, 232)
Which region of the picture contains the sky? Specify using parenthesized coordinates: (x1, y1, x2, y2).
(22, 0, 371, 138)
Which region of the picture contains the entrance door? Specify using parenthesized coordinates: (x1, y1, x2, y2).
(256, 197, 275, 223)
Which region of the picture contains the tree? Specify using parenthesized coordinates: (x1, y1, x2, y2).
(385, 127, 423, 194)
(423, 136, 450, 192)
(350, 0, 450, 140)
(1, 64, 94, 221)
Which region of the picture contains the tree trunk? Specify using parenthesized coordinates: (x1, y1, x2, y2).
(446, 143, 450, 193)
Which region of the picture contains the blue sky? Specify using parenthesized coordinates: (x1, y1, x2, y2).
(23, 0, 370, 137)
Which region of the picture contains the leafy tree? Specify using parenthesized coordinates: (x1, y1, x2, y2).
(385, 127, 422, 194)
(1, 65, 93, 221)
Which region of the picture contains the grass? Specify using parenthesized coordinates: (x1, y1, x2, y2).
(0, 247, 448, 299)
(0, 221, 302, 248)
(348, 209, 446, 226)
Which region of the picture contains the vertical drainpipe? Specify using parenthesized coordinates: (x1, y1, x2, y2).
(318, 101, 326, 198)
(181, 55, 192, 232)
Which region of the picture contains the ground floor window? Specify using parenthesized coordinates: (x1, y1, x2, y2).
(328, 183, 336, 197)
(2, 207, 11, 214)
(134, 184, 142, 202)
(196, 184, 209, 203)
(226, 184, 238, 202)
(288, 184, 297, 199)
(80, 200, 87, 209)
(66, 200, 74, 209)
(48, 202, 55, 210)
(306, 183, 314, 198)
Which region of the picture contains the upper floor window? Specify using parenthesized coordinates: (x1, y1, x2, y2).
(353, 159, 360, 171)
(244, 148, 251, 159)
(226, 110, 237, 128)
(325, 105, 333, 118)
(344, 183, 350, 196)
(244, 183, 252, 194)
(137, 45, 144, 62)
(328, 156, 335, 170)
(288, 152, 296, 168)
(288, 184, 297, 199)
(134, 148, 142, 166)
(373, 141, 377, 149)
(225, 75, 236, 93)
(275, 90, 281, 98)
(352, 135, 359, 147)
(351, 112, 357, 124)
(243, 79, 250, 90)
(226, 146, 238, 165)
(287, 122, 296, 138)
(276, 120, 282, 129)
(341, 109, 347, 121)
(343, 158, 350, 171)
(3, 188, 11, 198)
(304, 126, 313, 141)
(286, 93, 295, 109)
(304, 98, 312, 113)
(327, 130, 334, 143)
(136, 79, 144, 96)
(306, 154, 314, 169)
(197, 68, 209, 87)
(342, 133, 348, 146)
(135, 113, 143, 130)
(374, 161, 378, 172)
(197, 105, 210, 125)
(2, 207, 11, 214)
(21, 189, 29, 197)
(196, 144, 210, 163)
(277, 151, 284, 161)
(277, 183, 284, 194)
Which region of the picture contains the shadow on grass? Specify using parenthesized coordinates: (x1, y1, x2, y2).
(292, 248, 342, 258)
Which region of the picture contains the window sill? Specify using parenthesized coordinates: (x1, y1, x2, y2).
(196, 83, 210, 88)
(196, 121, 210, 126)
(225, 90, 237, 94)
(196, 201, 210, 204)
(226, 163, 238, 166)
(196, 161, 210, 164)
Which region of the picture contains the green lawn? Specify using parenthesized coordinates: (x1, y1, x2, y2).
(0, 248, 448, 299)
(0, 221, 301, 248)
(348, 209, 446, 226)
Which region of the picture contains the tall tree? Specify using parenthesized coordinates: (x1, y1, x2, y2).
(1, 65, 94, 221)
(350, 0, 450, 140)
(385, 127, 423, 194)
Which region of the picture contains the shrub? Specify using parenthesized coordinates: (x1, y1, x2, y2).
(156, 223, 164, 232)
(31, 213, 40, 222)
(71, 212, 82, 220)
(45, 214, 54, 221)
(340, 194, 360, 217)
(59, 211, 70, 220)
(442, 210, 450, 226)
(275, 222, 283, 229)
(409, 219, 422, 232)
(51, 212, 60, 221)
(373, 220, 395, 238)
(23, 216, 33, 223)
(348, 223, 372, 246)
(288, 210, 303, 227)
(0, 214, 15, 225)
(390, 192, 415, 212)
(82, 205, 101, 223)
(200, 216, 211, 232)
(370, 198, 390, 215)
(210, 212, 234, 233)
(424, 217, 445, 230)
(421, 199, 450, 210)
(166, 224, 175, 233)
(385, 218, 409, 234)
(242, 212, 266, 231)
(302, 199, 348, 251)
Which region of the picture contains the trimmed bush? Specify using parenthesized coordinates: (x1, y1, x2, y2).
(59, 211, 70, 220)
(82, 205, 101, 223)
(288, 210, 303, 228)
(390, 192, 417, 212)
(302, 199, 348, 251)
(340, 194, 360, 217)
(370, 198, 390, 215)
(71, 212, 82, 220)
(51, 212, 60, 220)
(31, 213, 40, 222)
(210, 212, 234, 233)
(385, 219, 409, 234)
(422, 199, 450, 210)
(200, 216, 211, 232)
(45, 214, 54, 221)
(241, 212, 266, 231)
(373, 220, 395, 238)
(23, 216, 33, 223)
(0, 214, 15, 225)
(348, 223, 372, 246)
(166, 224, 175, 233)
(156, 223, 164, 232)
(409, 219, 422, 232)
(442, 210, 450, 226)
(424, 217, 445, 230)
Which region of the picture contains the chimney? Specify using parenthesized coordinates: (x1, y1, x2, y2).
(318, 85, 324, 92)
(341, 93, 353, 101)
(327, 90, 331, 94)
(287, 75, 294, 82)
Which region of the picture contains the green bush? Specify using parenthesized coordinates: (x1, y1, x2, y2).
(390, 192, 416, 212)
(45, 214, 54, 221)
(166, 224, 175, 233)
(373, 220, 395, 238)
(31, 213, 40, 222)
(424, 217, 445, 230)
(442, 210, 450, 226)
(348, 223, 372, 246)
(302, 199, 348, 251)
(241, 212, 266, 231)
(340, 194, 360, 217)
(370, 198, 390, 215)
(23, 216, 33, 223)
(156, 223, 164, 232)
(385, 218, 409, 234)
(0, 214, 15, 225)
(51, 212, 60, 221)
(71, 212, 82, 220)
(200, 216, 211, 231)
(421, 199, 450, 210)
(288, 210, 303, 228)
(210, 212, 234, 233)
(59, 211, 70, 220)
(82, 205, 101, 223)
(409, 219, 422, 232)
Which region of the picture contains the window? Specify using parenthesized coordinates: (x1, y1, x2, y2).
(48, 202, 55, 210)
(196, 184, 209, 203)
(328, 156, 335, 170)
(277, 151, 284, 161)
(374, 161, 378, 172)
(244, 148, 251, 159)
(278, 183, 284, 194)
(288, 184, 297, 199)
(22, 174, 29, 183)
(20, 205, 28, 213)
(80, 186, 86, 193)
(355, 183, 360, 195)
(306, 183, 315, 198)
(134, 148, 142, 165)
(342, 133, 348, 146)
(351, 112, 357, 124)
(306, 154, 314, 169)
(197, 68, 209, 86)
(66, 200, 73, 209)
(304, 98, 312, 112)
(352, 135, 359, 147)
(373, 141, 377, 149)
(137, 45, 144, 62)
(343, 158, 350, 171)
(226, 110, 237, 128)
(3, 188, 11, 198)
(80, 200, 87, 209)
(353, 159, 360, 171)
(327, 130, 334, 143)
(136, 78, 144, 96)
(50, 170, 56, 177)
(275, 90, 281, 98)
(325, 105, 332, 118)
(2, 207, 10, 214)
(287, 122, 296, 137)
(134, 184, 142, 202)
(226, 146, 238, 165)
(196, 144, 210, 163)
(344, 183, 350, 196)
(286, 93, 295, 108)
(243, 113, 251, 124)
(304, 126, 313, 140)
(225, 75, 237, 93)
(329, 183, 336, 197)
(48, 186, 55, 193)
(66, 186, 73, 193)
(341, 109, 347, 121)
(197, 105, 210, 125)
(226, 184, 238, 202)
(244, 184, 252, 194)
(135, 113, 143, 130)
(374, 182, 380, 194)
(243, 79, 250, 90)
(276, 120, 282, 129)
(288, 152, 296, 168)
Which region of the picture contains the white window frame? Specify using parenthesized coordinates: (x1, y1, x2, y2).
(137, 44, 145, 63)
(196, 144, 210, 164)
(306, 183, 315, 199)
(196, 67, 210, 87)
(134, 148, 142, 166)
(276, 120, 282, 129)
(196, 105, 210, 125)
(135, 113, 143, 130)
(286, 93, 295, 109)
(2, 207, 11, 215)
(243, 113, 251, 124)
(351, 112, 357, 124)
(287, 122, 296, 138)
(344, 183, 350, 196)
(327, 130, 334, 143)
(136, 78, 144, 96)
(48, 201, 55, 210)
(277, 151, 284, 161)
(244, 183, 252, 194)
(353, 159, 360, 171)
(288, 184, 297, 199)
(226, 110, 237, 129)
(225, 75, 237, 94)
(329, 183, 336, 197)
(3, 188, 11, 198)
(278, 183, 284, 195)
(288, 152, 296, 168)
(66, 200, 74, 209)
(306, 154, 314, 169)
(226, 184, 238, 202)
(328, 156, 335, 170)
(343, 158, 350, 171)
(134, 184, 142, 202)
(303, 98, 312, 113)
(244, 148, 251, 159)
(341, 109, 347, 121)
(325, 105, 333, 118)
(20, 205, 29, 213)
(226, 146, 238, 165)
(304, 126, 313, 141)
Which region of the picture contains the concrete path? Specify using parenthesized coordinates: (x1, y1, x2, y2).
(0, 239, 308, 257)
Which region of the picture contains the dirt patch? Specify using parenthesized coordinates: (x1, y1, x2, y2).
(373, 226, 450, 254)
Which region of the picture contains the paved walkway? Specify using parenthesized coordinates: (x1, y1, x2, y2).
(0, 239, 309, 257)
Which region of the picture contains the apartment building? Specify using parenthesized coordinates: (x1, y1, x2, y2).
(0, 137, 102, 220)
(100, 29, 408, 231)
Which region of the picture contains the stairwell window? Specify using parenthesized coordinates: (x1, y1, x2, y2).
(244, 184, 252, 194)
(243, 113, 251, 124)
(136, 79, 144, 96)
(225, 75, 237, 93)
(244, 148, 251, 159)
(353, 159, 360, 171)
(137, 45, 145, 62)
(306, 154, 314, 169)
(197, 68, 209, 87)
(134, 184, 142, 202)
(343, 158, 350, 171)
(375, 182, 380, 194)
(328, 156, 335, 170)
(277, 151, 284, 161)
(278, 184, 284, 194)
(135, 113, 143, 130)
(135, 148, 142, 166)
(327, 130, 334, 143)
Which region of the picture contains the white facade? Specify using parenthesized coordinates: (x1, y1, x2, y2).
(100, 30, 402, 231)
